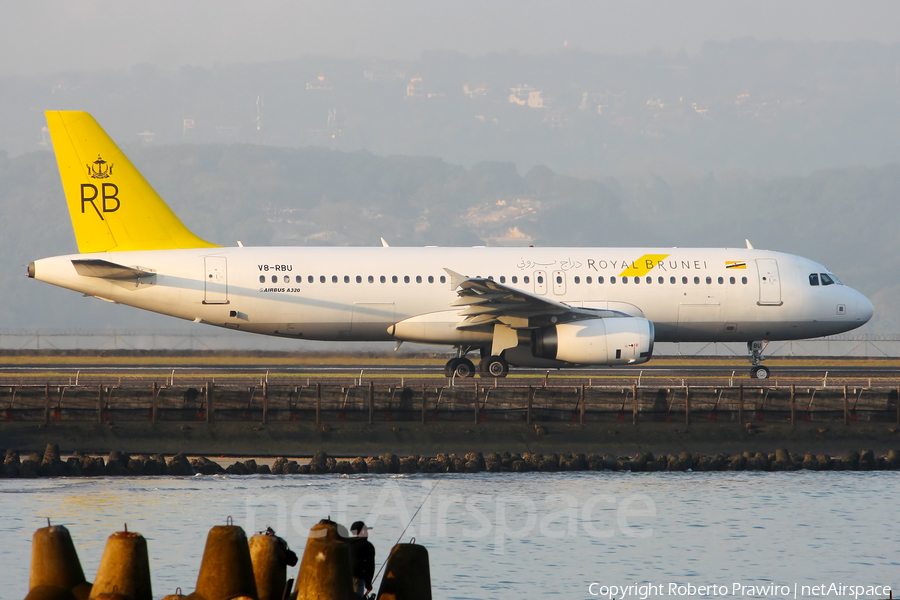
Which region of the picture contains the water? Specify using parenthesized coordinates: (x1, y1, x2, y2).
(1, 472, 897, 599)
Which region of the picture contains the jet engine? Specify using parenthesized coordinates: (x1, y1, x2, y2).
(531, 317, 654, 365)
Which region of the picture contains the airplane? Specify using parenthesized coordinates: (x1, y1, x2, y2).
(28, 111, 873, 379)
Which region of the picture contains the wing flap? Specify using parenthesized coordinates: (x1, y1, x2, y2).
(445, 268, 637, 330)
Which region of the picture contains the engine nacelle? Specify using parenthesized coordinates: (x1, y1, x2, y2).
(531, 317, 654, 365)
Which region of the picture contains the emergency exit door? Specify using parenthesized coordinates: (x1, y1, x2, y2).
(204, 256, 229, 304)
(756, 258, 782, 306)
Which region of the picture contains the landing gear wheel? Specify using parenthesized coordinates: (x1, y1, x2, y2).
(751, 366, 770, 380)
(446, 357, 475, 378)
(478, 355, 509, 378)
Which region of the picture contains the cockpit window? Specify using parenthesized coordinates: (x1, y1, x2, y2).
(820, 273, 835, 286)
(809, 273, 819, 286)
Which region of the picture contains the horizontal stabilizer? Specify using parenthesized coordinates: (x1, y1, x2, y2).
(71, 259, 155, 280)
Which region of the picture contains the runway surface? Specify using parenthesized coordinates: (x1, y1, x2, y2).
(2, 360, 899, 387)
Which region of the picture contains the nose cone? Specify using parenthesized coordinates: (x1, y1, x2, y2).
(857, 291, 874, 324)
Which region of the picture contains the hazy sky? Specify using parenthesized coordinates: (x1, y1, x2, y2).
(3, 1, 900, 76)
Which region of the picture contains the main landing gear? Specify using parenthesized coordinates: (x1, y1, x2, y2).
(748, 340, 770, 379)
(445, 347, 509, 378)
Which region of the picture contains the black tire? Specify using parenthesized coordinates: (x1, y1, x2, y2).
(454, 358, 476, 378)
(752, 366, 770, 379)
(445, 358, 460, 377)
(479, 355, 509, 378)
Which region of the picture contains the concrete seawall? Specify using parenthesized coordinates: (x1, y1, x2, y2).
(3, 381, 898, 424)
(2, 382, 899, 456)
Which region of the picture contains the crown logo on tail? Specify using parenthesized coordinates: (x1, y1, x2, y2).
(87, 155, 113, 179)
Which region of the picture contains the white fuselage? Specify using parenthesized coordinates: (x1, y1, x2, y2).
(31, 246, 873, 349)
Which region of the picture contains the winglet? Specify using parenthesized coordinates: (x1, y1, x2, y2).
(745, 239, 754, 250)
(381, 237, 390, 247)
(443, 268, 469, 289)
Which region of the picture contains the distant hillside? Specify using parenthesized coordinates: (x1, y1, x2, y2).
(3, 40, 900, 178)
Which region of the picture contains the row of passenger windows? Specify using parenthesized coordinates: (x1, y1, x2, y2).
(261, 274, 450, 284)
(259, 273, 750, 285)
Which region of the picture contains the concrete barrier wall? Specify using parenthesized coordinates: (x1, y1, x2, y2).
(1, 383, 898, 425)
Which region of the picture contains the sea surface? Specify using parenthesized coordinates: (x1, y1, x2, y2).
(1, 472, 897, 600)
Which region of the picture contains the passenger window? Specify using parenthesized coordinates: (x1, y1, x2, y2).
(392, 276, 398, 283)
(332, 275, 338, 283)
(693, 277, 699, 284)
(440, 275, 446, 284)
(296, 275, 302, 283)
(368, 275, 374, 283)
(512, 276, 518, 284)
(428, 275, 434, 283)
(524, 276, 530, 284)
(380, 276, 386, 283)
(730, 277, 735, 284)
(670, 276, 676, 284)
(500, 276, 506, 283)
(416, 275, 422, 283)
(404, 276, 410, 283)
(259, 275, 265, 283)
(488, 275, 494, 281)
(742, 277, 748, 284)
(658, 276, 664, 284)
(809, 274, 820, 286)
(718, 277, 724, 284)
(611, 276, 617, 284)
(682, 277, 688, 284)
(356, 276, 362, 283)
(343, 275, 350, 283)
(646, 276, 652, 284)
(706, 276, 712, 284)
(820, 273, 835, 286)
(586, 276, 592, 284)
(284, 276, 290, 283)
(537, 276, 544, 284)
(272, 275, 278, 283)
(555, 275, 562, 284)
(574, 276, 580, 284)
(309, 276, 314, 283)
(598, 276, 605, 284)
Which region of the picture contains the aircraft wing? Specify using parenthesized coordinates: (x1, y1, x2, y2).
(444, 268, 627, 330)
(71, 259, 155, 280)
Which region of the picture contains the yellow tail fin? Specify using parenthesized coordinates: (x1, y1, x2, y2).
(45, 110, 219, 253)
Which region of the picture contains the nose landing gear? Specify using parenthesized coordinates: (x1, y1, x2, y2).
(748, 341, 770, 379)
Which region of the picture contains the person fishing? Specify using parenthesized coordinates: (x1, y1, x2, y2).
(347, 521, 375, 597)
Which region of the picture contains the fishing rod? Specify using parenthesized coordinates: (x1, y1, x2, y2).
(372, 479, 441, 584)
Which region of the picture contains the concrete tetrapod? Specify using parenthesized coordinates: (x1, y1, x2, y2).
(89, 530, 152, 600)
(248, 533, 296, 600)
(292, 519, 354, 600)
(189, 523, 259, 600)
(375, 543, 432, 600)
(25, 524, 91, 600)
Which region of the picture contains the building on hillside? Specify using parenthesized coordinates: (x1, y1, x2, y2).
(509, 86, 544, 108)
